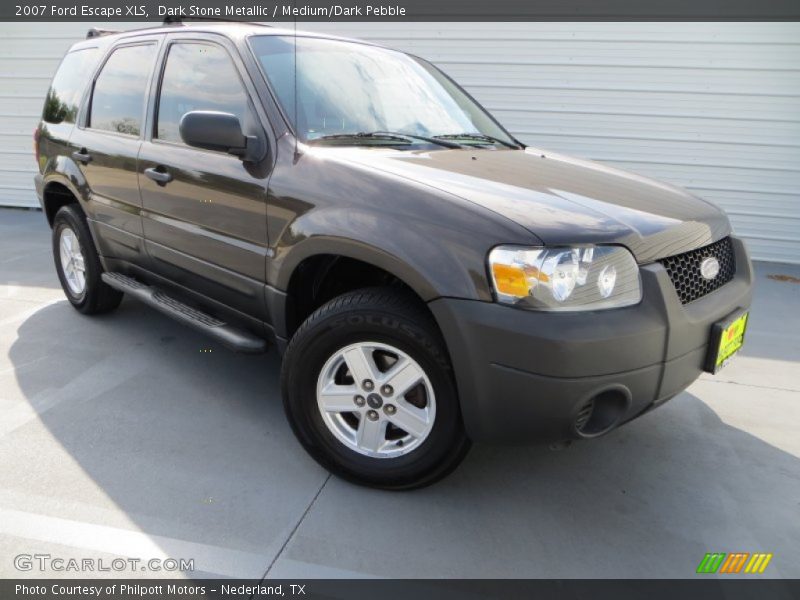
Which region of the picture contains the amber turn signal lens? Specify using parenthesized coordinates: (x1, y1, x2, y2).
(491, 263, 530, 297)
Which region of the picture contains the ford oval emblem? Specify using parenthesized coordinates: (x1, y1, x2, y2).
(700, 256, 720, 280)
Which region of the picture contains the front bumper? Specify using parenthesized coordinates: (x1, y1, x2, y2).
(429, 236, 754, 443)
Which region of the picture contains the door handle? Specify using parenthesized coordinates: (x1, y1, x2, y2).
(72, 149, 92, 164)
(144, 166, 173, 186)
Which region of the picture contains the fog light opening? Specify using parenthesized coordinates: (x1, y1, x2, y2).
(574, 389, 629, 437)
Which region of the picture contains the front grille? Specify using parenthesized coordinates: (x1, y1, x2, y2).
(659, 237, 736, 304)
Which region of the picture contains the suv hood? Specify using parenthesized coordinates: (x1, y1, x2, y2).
(321, 146, 730, 263)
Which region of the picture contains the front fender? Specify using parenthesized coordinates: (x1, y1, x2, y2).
(271, 206, 479, 302)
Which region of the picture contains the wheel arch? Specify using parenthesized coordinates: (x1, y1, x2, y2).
(277, 238, 447, 340)
(41, 175, 84, 227)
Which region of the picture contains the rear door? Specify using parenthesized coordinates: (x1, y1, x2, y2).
(70, 40, 160, 265)
(137, 34, 272, 321)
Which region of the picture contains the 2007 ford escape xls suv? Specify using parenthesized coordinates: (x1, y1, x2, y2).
(35, 22, 753, 489)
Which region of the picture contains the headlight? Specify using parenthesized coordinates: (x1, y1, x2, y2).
(488, 245, 641, 311)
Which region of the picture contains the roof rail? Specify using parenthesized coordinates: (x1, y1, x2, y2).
(86, 28, 120, 39)
(163, 16, 271, 27)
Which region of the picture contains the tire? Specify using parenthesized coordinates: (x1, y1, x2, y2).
(281, 287, 471, 490)
(52, 204, 123, 315)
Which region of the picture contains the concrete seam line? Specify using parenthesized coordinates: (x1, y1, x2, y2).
(259, 473, 332, 583)
(700, 379, 800, 394)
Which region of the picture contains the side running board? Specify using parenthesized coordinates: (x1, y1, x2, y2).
(101, 272, 267, 354)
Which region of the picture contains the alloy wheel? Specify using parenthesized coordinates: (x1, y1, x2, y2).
(316, 341, 436, 458)
(59, 226, 86, 296)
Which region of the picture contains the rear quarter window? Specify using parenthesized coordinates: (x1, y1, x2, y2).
(43, 48, 100, 124)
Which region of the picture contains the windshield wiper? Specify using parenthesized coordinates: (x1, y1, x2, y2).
(433, 133, 519, 149)
(370, 131, 464, 149)
(311, 131, 463, 149)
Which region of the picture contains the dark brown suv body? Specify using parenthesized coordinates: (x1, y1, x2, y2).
(35, 23, 753, 488)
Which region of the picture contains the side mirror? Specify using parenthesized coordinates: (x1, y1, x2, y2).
(179, 111, 263, 162)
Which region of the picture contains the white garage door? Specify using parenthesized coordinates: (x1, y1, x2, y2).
(1, 22, 798, 264)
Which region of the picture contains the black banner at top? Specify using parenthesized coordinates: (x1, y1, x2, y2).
(4, 0, 800, 21)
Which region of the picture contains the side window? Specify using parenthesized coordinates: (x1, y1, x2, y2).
(157, 43, 249, 144)
(89, 44, 156, 136)
(43, 48, 100, 124)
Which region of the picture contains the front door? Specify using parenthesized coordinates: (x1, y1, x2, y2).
(138, 37, 272, 321)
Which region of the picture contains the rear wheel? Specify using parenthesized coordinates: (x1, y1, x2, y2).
(52, 204, 123, 314)
(281, 287, 470, 489)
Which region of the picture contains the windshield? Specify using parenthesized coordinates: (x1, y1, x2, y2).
(249, 35, 517, 148)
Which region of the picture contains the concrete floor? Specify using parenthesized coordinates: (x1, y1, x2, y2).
(0, 207, 798, 579)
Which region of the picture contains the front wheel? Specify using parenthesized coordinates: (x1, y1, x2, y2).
(281, 287, 470, 489)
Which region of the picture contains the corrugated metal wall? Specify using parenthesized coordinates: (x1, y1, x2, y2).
(0, 23, 137, 208)
(1, 22, 798, 263)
